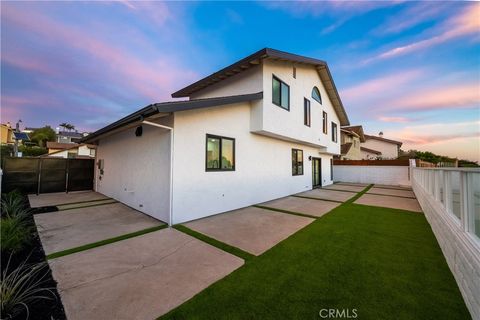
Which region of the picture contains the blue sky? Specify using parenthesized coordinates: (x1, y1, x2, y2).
(1, 1, 479, 160)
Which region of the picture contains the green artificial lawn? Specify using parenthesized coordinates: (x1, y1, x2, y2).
(162, 194, 470, 319)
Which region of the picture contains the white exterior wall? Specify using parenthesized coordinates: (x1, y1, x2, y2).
(78, 145, 94, 157)
(333, 165, 411, 186)
(257, 60, 341, 154)
(95, 119, 172, 222)
(171, 102, 333, 224)
(361, 138, 399, 159)
(190, 66, 263, 99)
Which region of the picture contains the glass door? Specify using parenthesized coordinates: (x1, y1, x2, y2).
(312, 158, 322, 188)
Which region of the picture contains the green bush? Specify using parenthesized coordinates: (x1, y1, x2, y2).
(0, 211, 33, 253)
(1, 255, 55, 319)
(1, 190, 26, 218)
(18, 145, 48, 157)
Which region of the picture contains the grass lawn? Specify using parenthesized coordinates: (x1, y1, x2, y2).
(161, 202, 470, 319)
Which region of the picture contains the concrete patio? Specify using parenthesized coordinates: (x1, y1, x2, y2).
(34, 202, 162, 254)
(184, 206, 314, 255)
(50, 228, 243, 320)
(367, 186, 416, 198)
(28, 191, 111, 207)
(296, 188, 356, 202)
(355, 192, 422, 212)
(259, 196, 341, 217)
(323, 184, 365, 192)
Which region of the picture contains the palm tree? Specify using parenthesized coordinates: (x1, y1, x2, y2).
(59, 123, 68, 132)
(65, 124, 75, 131)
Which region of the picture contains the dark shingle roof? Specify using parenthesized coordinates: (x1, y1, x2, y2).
(360, 146, 382, 155)
(341, 143, 353, 155)
(82, 92, 263, 143)
(364, 134, 402, 146)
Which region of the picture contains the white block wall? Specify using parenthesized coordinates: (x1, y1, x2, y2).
(413, 180, 479, 320)
(333, 165, 411, 186)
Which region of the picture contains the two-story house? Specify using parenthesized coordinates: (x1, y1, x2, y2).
(82, 48, 350, 224)
(361, 133, 402, 159)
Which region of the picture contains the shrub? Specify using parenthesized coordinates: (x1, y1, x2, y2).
(0, 211, 33, 253)
(1, 190, 26, 218)
(0, 255, 55, 319)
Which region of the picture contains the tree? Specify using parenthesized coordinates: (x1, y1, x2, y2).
(65, 124, 75, 131)
(59, 123, 68, 132)
(30, 126, 56, 147)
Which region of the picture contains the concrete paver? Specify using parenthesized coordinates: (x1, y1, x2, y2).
(374, 184, 412, 191)
(185, 206, 314, 255)
(34, 203, 162, 254)
(355, 194, 422, 212)
(323, 184, 365, 192)
(28, 191, 109, 208)
(259, 196, 340, 218)
(296, 188, 355, 202)
(336, 182, 370, 187)
(50, 228, 243, 320)
(367, 187, 416, 198)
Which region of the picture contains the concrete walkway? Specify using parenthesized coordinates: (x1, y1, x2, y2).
(28, 191, 109, 207)
(323, 184, 365, 192)
(355, 193, 422, 212)
(296, 188, 355, 202)
(185, 206, 314, 255)
(50, 228, 243, 320)
(367, 187, 416, 198)
(35, 202, 162, 254)
(259, 196, 340, 217)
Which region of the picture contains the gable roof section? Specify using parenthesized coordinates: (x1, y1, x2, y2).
(360, 146, 382, 155)
(341, 143, 353, 155)
(81, 92, 263, 143)
(364, 134, 402, 146)
(46, 141, 77, 150)
(342, 125, 365, 142)
(172, 48, 349, 126)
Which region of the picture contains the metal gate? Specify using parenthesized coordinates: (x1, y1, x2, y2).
(1, 157, 94, 194)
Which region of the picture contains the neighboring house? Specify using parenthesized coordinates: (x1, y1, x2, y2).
(361, 133, 402, 159)
(46, 142, 96, 158)
(56, 131, 84, 143)
(338, 125, 366, 160)
(1, 123, 14, 144)
(82, 48, 350, 224)
(22, 127, 39, 134)
(360, 146, 382, 159)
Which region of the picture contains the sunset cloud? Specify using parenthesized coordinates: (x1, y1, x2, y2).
(365, 3, 480, 63)
(378, 116, 411, 123)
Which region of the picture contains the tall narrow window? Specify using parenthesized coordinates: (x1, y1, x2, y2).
(322, 111, 328, 134)
(330, 158, 333, 181)
(292, 149, 304, 176)
(272, 75, 290, 110)
(332, 122, 338, 142)
(312, 87, 322, 104)
(293, 67, 296, 79)
(206, 134, 235, 171)
(304, 98, 311, 127)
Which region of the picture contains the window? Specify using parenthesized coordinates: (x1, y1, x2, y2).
(330, 158, 333, 181)
(90, 148, 96, 157)
(292, 149, 303, 176)
(206, 134, 235, 171)
(272, 75, 290, 110)
(304, 98, 311, 127)
(332, 122, 338, 142)
(293, 67, 296, 79)
(322, 111, 328, 134)
(312, 87, 322, 104)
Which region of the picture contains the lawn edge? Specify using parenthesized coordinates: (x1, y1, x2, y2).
(253, 204, 319, 219)
(292, 195, 343, 203)
(173, 224, 254, 261)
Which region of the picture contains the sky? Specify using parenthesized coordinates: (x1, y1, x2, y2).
(1, 1, 479, 161)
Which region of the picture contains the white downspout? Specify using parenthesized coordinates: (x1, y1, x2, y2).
(142, 120, 174, 227)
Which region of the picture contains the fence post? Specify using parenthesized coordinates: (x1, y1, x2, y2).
(66, 159, 69, 194)
(37, 159, 42, 195)
(444, 171, 452, 214)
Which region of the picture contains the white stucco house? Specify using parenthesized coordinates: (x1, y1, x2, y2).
(361, 134, 402, 160)
(82, 48, 350, 225)
(45, 142, 96, 158)
(337, 125, 366, 160)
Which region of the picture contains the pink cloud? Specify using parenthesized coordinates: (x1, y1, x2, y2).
(2, 50, 58, 75)
(341, 69, 424, 102)
(378, 116, 411, 123)
(390, 83, 479, 111)
(2, 4, 197, 102)
(365, 3, 480, 63)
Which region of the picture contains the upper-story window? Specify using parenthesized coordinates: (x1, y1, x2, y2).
(332, 122, 338, 143)
(304, 98, 311, 127)
(272, 75, 290, 110)
(322, 111, 328, 134)
(312, 87, 322, 104)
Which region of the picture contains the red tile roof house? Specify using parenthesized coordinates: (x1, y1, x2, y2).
(81, 48, 351, 225)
